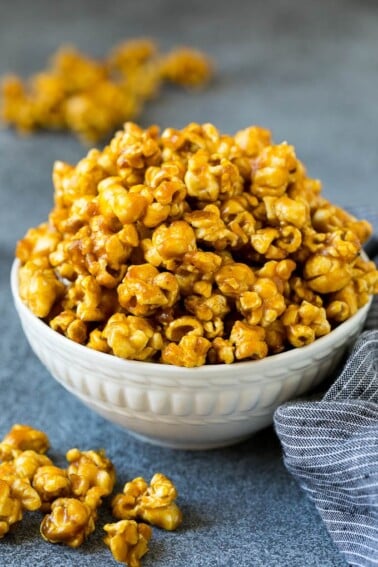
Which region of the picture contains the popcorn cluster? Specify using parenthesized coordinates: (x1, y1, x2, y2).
(16, 122, 378, 367)
(0, 424, 182, 566)
(1, 40, 212, 143)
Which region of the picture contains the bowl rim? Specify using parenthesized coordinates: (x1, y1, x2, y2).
(10, 257, 372, 377)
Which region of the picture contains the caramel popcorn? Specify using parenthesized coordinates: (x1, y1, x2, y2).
(282, 301, 331, 348)
(66, 448, 116, 501)
(32, 465, 71, 511)
(0, 474, 41, 538)
(118, 264, 179, 316)
(0, 479, 23, 538)
(159, 47, 213, 87)
(103, 313, 161, 361)
(1, 450, 52, 481)
(40, 496, 96, 548)
(104, 520, 152, 567)
(1, 41, 212, 142)
(112, 473, 182, 531)
(0, 423, 184, 566)
(0, 424, 49, 455)
(229, 321, 268, 360)
(15, 122, 377, 366)
(161, 335, 211, 367)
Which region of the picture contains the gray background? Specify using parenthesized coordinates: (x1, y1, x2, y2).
(0, 0, 377, 565)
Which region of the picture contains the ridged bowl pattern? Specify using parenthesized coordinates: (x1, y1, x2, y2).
(11, 259, 371, 449)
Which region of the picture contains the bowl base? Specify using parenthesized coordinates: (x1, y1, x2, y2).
(126, 429, 254, 450)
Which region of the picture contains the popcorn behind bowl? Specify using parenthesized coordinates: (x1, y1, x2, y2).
(11, 259, 371, 450)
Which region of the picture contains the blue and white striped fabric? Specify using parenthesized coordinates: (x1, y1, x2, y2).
(274, 208, 378, 567)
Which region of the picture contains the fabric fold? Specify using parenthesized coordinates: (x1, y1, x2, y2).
(274, 330, 378, 567)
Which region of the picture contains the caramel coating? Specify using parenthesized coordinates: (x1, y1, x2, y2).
(18, 260, 65, 318)
(103, 313, 162, 361)
(0, 479, 23, 538)
(159, 47, 212, 87)
(15, 122, 377, 366)
(303, 230, 361, 293)
(104, 520, 152, 567)
(161, 335, 211, 367)
(229, 321, 268, 360)
(66, 448, 116, 501)
(138, 473, 183, 531)
(112, 473, 182, 531)
(282, 300, 331, 348)
(32, 465, 71, 511)
(0, 424, 49, 454)
(0, 474, 41, 538)
(118, 264, 179, 316)
(40, 497, 96, 548)
(1, 450, 52, 481)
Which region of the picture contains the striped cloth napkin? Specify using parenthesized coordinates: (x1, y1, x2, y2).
(274, 208, 378, 567)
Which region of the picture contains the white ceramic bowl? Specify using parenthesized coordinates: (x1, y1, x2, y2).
(11, 259, 371, 450)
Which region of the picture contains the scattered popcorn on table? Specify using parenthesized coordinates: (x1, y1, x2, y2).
(0, 424, 182, 566)
(0, 40, 213, 143)
(15, 122, 378, 366)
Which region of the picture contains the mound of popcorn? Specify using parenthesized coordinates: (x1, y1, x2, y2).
(0, 40, 212, 143)
(0, 424, 182, 566)
(16, 122, 378, 367)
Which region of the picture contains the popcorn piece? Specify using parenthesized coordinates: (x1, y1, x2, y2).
(112, 477, 148, 521)
(0, 479, 23, 538)
(303, 229, 361, 293)
(18, 260, 65, 318)
(32, 465, 71, 511)
(138, 473, 182, 531)
(49, 309, 88, 344)
(185, 293, 229, 322)
(118, 264, 179, 316)
(185, 205, 238, 250)
(185, 150, 243, 202)
(40, 497, 96, 548)
(209, 337, 235, 364)
(229, 321, 268, 360)
(263, 195, 309, 229)
(0, 475, 41, 538)
(215, 263, 255, 298)
(8, 477, 41, 511)
(312, 201, 372, 244)
(104, 519, 152, 567)
(159, 47, 212, 87)
(161, 335, 211, 367)
(251, 142, 297, 198)
(15, 222, 61, 264)
(264, 320, 286, 354)
(148, 220, 197, 265)
(237, 276, 286, 327)
(164, 316, 204, 342)
(66, 448, 116, 501)
(0, 424, 49, 454)
(5, 450, 52, 481)
(282, 300, 331, 348)
(112, 473, 182, 531)
(103, 313, 160, 361)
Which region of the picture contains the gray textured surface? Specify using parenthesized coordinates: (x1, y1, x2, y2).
(1, 0, 377, 565)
